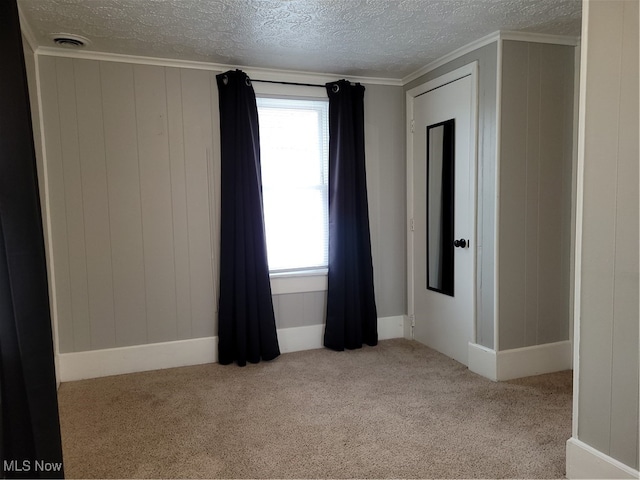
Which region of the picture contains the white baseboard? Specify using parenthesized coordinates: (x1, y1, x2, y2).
(378, 315, 405, 340)
(497, 340, 572, 380)
(278, 316, 402, 353)
(59, 316, 404, 382)
(566, 437, 639, 479)
(59, 336, 218, 382)
(468, 342, 498, 381)
(277, 324, 324, 353)
(468, 340, 572, 382)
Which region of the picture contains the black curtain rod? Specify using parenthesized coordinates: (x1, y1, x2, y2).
(251, 78, 326, 88)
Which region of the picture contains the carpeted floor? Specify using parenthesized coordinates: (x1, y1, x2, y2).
(58, 339, 572, 479)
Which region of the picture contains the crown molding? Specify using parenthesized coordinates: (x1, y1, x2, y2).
(402, 31, 501, 85)
(500, 30, 580, 46)
(27, 28, 578, 89)
(402, 29, 580, 86)
(33, 47, 403, 86)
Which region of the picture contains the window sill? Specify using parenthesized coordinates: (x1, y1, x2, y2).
(270, 269, 328, 295)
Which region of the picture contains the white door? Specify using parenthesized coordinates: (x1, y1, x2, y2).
(410, 68, 476, 366)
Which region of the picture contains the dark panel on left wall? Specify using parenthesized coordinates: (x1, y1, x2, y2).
(0, 0, 64, 477)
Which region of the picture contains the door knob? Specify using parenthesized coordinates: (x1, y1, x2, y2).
(453, 239, 467, 248)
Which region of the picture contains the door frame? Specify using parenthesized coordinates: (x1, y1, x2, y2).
(406, 61, 479, 342)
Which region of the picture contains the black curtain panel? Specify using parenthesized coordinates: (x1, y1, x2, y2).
(0, 0, 64, 478)
(324, 80, 378, 351)
(216, 70, 280, 366)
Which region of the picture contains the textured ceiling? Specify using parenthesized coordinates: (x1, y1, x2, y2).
(18, 0, 582, 79)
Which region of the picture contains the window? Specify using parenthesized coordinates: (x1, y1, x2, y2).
(256, 96, 329, 274)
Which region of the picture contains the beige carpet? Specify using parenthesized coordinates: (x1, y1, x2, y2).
(58, 339, 572, 479)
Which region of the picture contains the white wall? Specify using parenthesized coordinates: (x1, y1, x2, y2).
(405, 42, 498, 349)
(39, 58, 219, 353)
(405, 38, 576, 355)
(364, 83, 406, 318)
(569, 0, 639, 474)
(498, 41, 575, 349)
(36, 56, 407, 354)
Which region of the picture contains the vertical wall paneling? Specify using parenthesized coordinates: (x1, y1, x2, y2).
(74, 59, 117, 350)
(38, 56, 75, 353)
(404, 43, 498, 349)
(578, 0, 621, 450)
(405, 40, 573, 352)
(304, 291, 326, 327)
(363, 88, 382, 316)
(56, 58, 91, 352)
(477, 47, 498, 349)
(578, 0, 640, 469)
(537, 44, 569, 344)
(208, 71, 222, 333)
(39, 58, 406, 353)
(39, 59, 221, 351)
(179, 69, 215, 339)
(577, 0, 639, 470)
(565, 45, 579, 352)
(498, 41, 574, 350)
(278, 293, 305, 329)
(164, 67, 193, 340)
(100, 62, 148, 347)
(275, 292, 327, 329)
(363, 84, 406, 318)
(524, 43, 540, 347)
(134, 64, 178, 344)
(499, 41, 528, 348)
(608, 1, 639, 467)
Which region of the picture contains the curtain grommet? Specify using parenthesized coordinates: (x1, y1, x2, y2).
(332, 84, 339, 93)
(222, 74, 228, 86)
(245, 77, 252, 87)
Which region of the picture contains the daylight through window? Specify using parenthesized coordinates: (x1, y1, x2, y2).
(256, 97, 329, 273)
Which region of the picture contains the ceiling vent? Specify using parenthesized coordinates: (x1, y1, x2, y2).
(50, 34, 90, 48)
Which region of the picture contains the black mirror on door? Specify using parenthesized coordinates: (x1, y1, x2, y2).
(426, 118, 455, 296)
